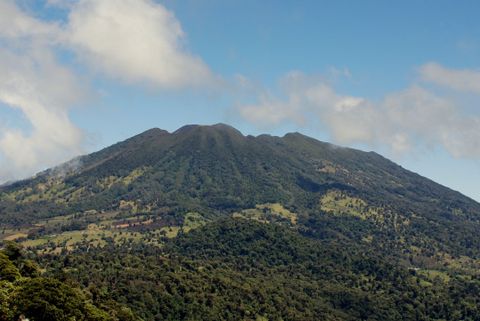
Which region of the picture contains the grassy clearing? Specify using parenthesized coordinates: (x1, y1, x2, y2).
(1, 228, 29, 240)
(257, 203, 297, 224)
(233, 203, 297, 225)
(232, 209, 268, 223)
(159, 226, 181, 238)
(22, 238, 50, 247)
(320, 190, 385, 224)
(417, 269, 451, 283)
(21, 225, 143, 254)
(3, 233, 29, 241)
(96, 167, 149, 189)
(183, 212, 208, 232)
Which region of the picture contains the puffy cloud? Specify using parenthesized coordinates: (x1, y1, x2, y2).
(66, 0, 218, 89)
(420, 62, 480, 94)
(237, 70, 480, 159)
(381, 86, 480, 157)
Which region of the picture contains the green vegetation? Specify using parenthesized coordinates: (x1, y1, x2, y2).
(0, 241, 137, 321)
(37, 218, 480, 320)
(182, 212, 208, 232)
(1, 124, 480, 320)
(320, 190, 386, 224)
(233, 203, 298, 225)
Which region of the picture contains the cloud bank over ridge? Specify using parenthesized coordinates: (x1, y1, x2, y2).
(237, 69, 480, 159)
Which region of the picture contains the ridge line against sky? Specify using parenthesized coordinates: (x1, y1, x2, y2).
(0, 0, 480, 201)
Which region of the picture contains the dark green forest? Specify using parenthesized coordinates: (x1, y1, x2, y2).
(0, 241, 137, 321)
(3, 218, 480, 320)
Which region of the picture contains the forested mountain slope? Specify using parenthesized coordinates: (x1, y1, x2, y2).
(1, 124, 480, 320)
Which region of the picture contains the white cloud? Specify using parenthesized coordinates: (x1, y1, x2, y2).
(239, 95, 306, 126)
(420, 62, 480, 94)
(237, 70, 480, 159)
(0, 47, 86, 182)
(0, 1, 86, 182)
(381, 86, 480, 157)
(66, 0, 218, 89)
(0, 0, 60, 40)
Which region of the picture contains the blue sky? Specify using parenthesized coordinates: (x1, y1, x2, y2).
(1, 0, 480, 201)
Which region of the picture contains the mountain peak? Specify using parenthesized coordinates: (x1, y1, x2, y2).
(138, 127, 169, 137)
(172, 123, 244, 136)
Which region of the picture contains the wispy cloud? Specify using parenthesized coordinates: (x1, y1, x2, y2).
(237, 68, 480, 159)
(0, 0, 85, 182)
(419, 62, 480, 94)
(0, 1, 60, 40)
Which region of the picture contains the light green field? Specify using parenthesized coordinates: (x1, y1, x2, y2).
(0, 211, 122, 243)
(418, 269, 451, 283)
(159, 226, 181, 238)
(3, 233, 29, 241)
(96, 167, 149, 189)
(320, 190, 385, 224)
(233, 203, 297, 225)
(1, 227, 32, 241)
(18, 209, 210, 254)
(183, 212, 208, 232)
(22, 225, 143, 254)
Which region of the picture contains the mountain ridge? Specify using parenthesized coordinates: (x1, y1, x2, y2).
(2, 123, 479, 217)
(3, 122, 464, 199)
(1, 123, 480, 259)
